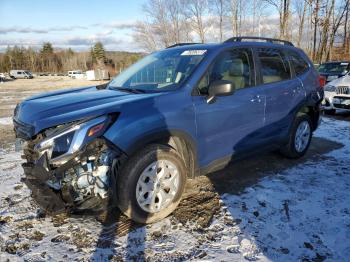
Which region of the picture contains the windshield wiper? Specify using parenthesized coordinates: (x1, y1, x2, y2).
(111, 87, 146, 94)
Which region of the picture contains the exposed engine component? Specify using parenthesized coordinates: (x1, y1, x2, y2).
(21, 134, 123, 213)
(50, 149, 117, 205)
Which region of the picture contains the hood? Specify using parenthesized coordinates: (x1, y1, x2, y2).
(14, 86, 160, 135)
(327, 74, 350, 87)
(319, 72, 347, 82)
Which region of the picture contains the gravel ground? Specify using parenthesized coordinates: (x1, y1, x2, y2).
(0, 76, 107, 118)
(0, 79, 349, 261)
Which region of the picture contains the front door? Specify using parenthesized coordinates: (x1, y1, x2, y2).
(192, 48, 266, 167)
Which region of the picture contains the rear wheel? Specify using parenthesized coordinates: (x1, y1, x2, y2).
(117, 144, 186, 224)
(280, 114, 312, 158)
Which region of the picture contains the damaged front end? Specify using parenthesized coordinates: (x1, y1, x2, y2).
(15, 115, 125, 214)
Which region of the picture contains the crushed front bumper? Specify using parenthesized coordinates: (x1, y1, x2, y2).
(21, 152, 68, 214)
(20, 138, 126, 214)
(22, 177, 66, 214)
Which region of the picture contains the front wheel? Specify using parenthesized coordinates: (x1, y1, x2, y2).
(117, 144, 186, 224)
(280, 114, 312, 159)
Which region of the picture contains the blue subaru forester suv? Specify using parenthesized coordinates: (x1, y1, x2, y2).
(13, 37, 324, 223)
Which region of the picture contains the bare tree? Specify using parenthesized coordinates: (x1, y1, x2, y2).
(294, 0, 309, 46)
(312, 0, 320, 60)
(133, 0, 192, 50)
(344, 0, 349, 50)
(265, 0, 291, 39)
(143, 0, 173, 47)
(229, 0, 243, 36)
(184, 0, 209, 43)
(133, 21, 158, 52)
(209, 0, 228, 41)
(326, 0, 350, 60)
(168, 0, 193, 43)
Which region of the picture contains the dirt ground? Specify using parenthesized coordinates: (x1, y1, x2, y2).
(0, 76, 107, 118)
(0, 78, 350, 261)
(0, 76, 108, 150)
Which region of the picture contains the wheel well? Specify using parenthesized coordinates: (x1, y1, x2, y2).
(297, 106, 319, 131)
(147, 135, 197, 178)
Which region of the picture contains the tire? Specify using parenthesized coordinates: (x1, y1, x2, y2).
(117, 144, 186, 224)
(280, 114, 313, 159)
(324, 109, 336, 115)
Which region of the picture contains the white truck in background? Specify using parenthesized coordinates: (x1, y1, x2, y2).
(10, 70, 33, 79)
(68, 70, 85, 79)
(86, 69, 110, 81)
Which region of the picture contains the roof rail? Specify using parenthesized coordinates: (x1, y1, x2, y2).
(166, 43, 201, 49)
(224, 36, 294, 46)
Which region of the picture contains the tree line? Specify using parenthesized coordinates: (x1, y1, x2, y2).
(0, 42, 144, 75)
(134, 0, 350, 62)
(0, 0, 349, 72)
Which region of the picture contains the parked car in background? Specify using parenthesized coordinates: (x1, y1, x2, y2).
(322, 72, 350, 114)
(68, 70, 85, 79)
(14, 37, 324, 224)
(318, 61, 350, 82)
(10, 70, 33, 79)
(0, 73, 6, 82)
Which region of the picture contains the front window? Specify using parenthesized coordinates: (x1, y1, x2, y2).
(197, 48, 255, 95)
(318, 63, 349, 74)
(109, 48, 207, 92)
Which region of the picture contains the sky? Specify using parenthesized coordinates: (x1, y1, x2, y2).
(0, 0, 145, 52)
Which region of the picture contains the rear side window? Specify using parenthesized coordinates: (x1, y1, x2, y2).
(257, 48, 291, 84)
(289, 51, 309, 76)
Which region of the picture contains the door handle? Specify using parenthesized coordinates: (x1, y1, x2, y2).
(250, 95, 262, 103)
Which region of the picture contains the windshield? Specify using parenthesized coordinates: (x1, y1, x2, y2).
(318, 62, 349, 74)
(109, 48, 207, 92)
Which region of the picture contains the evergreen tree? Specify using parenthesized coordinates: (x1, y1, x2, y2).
(41, 42, 54, 55)
(91, 42, 106, 60)
(91, 42, 106, 68)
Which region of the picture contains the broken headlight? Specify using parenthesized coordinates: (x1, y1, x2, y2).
(35, 116, 109, 165)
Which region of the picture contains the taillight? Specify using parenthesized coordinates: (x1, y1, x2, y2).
(318, 75, 326, 88)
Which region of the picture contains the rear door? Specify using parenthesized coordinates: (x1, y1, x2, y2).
(256, 48, 305, 142)
(192, 48, 266, 167)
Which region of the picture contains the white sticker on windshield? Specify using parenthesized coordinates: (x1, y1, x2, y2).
(340, 63, 349, 66)
(181, 50, 207, 56)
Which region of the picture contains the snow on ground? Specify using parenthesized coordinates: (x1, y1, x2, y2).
(0, 117, 349, 261)
(0, 117, 12, 125)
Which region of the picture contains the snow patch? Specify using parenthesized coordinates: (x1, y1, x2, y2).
(0, 116, 349, 261)
(0, 117, 13, 125)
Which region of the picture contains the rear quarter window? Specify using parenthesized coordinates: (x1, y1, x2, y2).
(288, 51, 309, 76)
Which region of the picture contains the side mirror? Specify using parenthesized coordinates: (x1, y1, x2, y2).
(207, 80, 235, 104)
